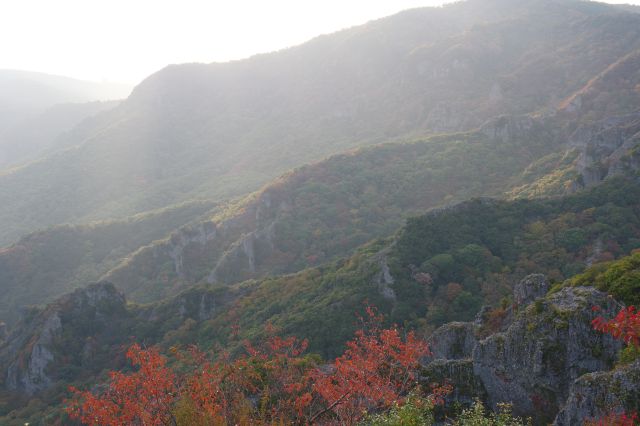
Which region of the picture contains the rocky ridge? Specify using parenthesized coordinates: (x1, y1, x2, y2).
(421, 274, 633, 424)
(0, 281, 238, 396)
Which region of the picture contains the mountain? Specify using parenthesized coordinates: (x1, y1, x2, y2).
(0, 100, 119, 169)
(2, 0, 640, 327)
(2, 1, 640, 423)
(0, 201, 215, 324)
(102, 116, 560, 304)
(1, 179, 639, 423)
(0, 113, 560, 323)
(1, 0, 640, 245)
(0, 70, 131, 170)
(200, 177, 640, 356)
(0, 69, 130, 135)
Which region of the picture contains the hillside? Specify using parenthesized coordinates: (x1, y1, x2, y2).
(0, 201, 215, 324)
(2, 1, 640, 423)
(202, 177, 640, 356)
(1, 179, 639, 423)
(0, 100, 119, 169)
(3, 42, 640, 322)
(102, 115, 561, 304)
(0, 113, 560, 322)
(0, 70, 130, 144)
(1, 0, 640, 244)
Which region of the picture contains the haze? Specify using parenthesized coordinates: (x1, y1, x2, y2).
(2, 0, 635, 85)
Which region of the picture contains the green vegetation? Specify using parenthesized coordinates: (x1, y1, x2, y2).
(104, 126, 563, 304)
(2, 1, 640, 424)
(391, 177, 640, 326)
(160, 178, 640, 359)
(2, 179, 639, 424)
(0, 200, 215, 323)
(564, 251, 640, 306)
(362, 398, 530, 426)
(1, 0, 639, 246)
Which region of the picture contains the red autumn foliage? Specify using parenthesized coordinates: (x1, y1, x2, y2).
(312, 306, 434, 424)
(66, 307, 444, 425)
(180, 328, 315, 424)
(585, 411, 639, 426)
(592, 305, 640, 348)
(66, 344, 178, 426)
(590, 305, 640, 425)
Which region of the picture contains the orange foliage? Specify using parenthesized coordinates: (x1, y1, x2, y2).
(66, 307, 443, 425)
(66, 344, 178, 426)
(312, 306, 433, 424)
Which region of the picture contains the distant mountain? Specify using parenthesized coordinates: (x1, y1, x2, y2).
(0, 69, 130, 130)
(1, 0, 639, 245)
(0, 200, 215, 324)
(0, 70, 131, 170)
(0, 100, 119, 169)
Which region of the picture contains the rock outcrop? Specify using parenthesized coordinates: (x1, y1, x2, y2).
(513, 273, 549, 307)
(473, 287, 621, 423)
(554, 360, 640, 425)
(1, 282, 127, 395)
(570, 113, 640, 188)
(427, 321, 477, 361)
(421, 275, 627, 424)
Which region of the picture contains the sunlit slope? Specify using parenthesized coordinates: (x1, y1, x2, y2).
(1, 0, 640, 244)
(0, 100, 119, 169)
(193, 177, 640, 357)
(0, 200, 215, 324)
(101, 116, 562, 303)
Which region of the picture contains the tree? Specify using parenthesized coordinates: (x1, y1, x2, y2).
(590, 305, 640, 425)
(312, 306, 443, 425)
(66, 344, 178, 426)
(66, 307, 445, 425)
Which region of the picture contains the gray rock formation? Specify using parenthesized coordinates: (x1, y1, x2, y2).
(421, 275, 629, 424)
(569, 112, 640, 188)
(473, 287, 622, 423)
(6, 312, 60, 394)
(555, 360, 640, 425)
(1, 282, 127, 395)
(513, 274, 549, 307)
(427, 321, 477, 360)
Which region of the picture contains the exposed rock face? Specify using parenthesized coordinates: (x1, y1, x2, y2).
(421, 275, 628, 424)
(6, 312, 60, 394)
(478, 115, 549, 145)
(513, 274, 549, 307)
(374, 255, 397, 302)
(0, 280, 245, 396)
(422, 359, 486, 407)
(569, 112, 640, 188)
(554, 360, 640, 425)
(427, 322, 477, 360)
(167, 221, 218, 277)
(103, 188, 290, 302)
(1, 282, 127, 395)
(473, 287, 622, 423)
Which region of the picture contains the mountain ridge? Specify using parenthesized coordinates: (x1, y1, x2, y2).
(1, 0, 639, 245)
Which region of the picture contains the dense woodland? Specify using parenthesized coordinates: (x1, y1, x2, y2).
(0, 0, 640, 424)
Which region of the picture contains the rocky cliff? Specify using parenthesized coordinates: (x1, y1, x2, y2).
(0, 282, 127, 395)
(421, 275, 631, 424)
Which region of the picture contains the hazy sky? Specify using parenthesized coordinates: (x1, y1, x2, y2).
(1, 0, 638, 85)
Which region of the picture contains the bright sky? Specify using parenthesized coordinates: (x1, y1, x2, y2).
(0, 0, 637, 85)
